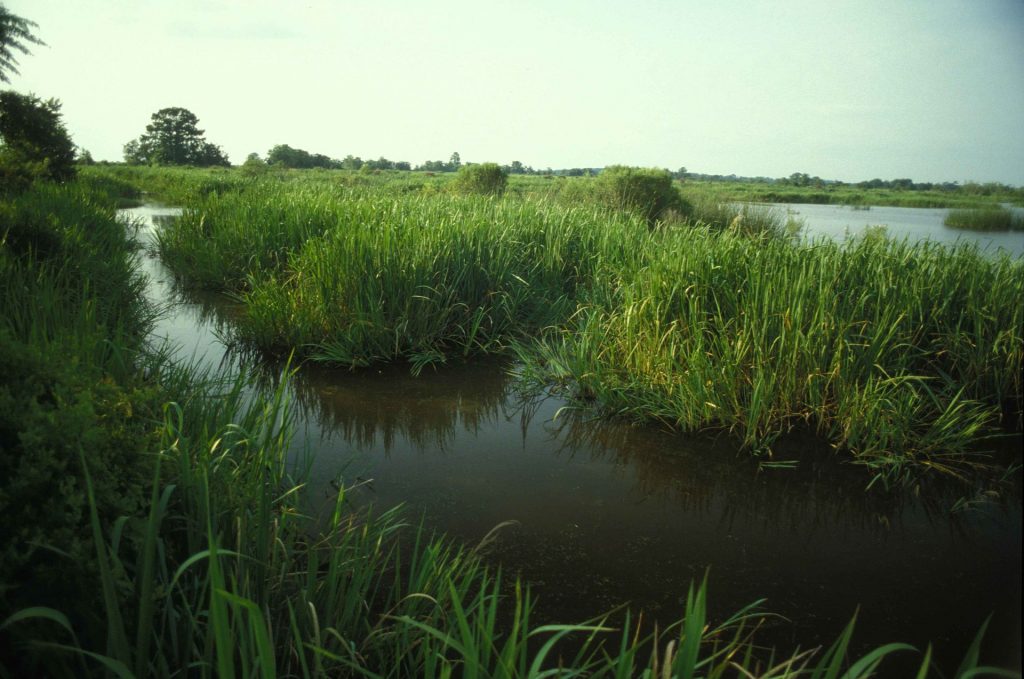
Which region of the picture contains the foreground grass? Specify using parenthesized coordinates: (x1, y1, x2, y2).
(1, 179, 1019, 676)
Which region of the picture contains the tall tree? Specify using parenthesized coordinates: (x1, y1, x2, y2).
(124, 107, 229, 166)
(0, 3, 43, 83)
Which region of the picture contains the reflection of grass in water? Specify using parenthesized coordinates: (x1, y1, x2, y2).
(540, 405, 1012, 531)
(286, 359, 514, 454)
(945, 206, 1024, 232)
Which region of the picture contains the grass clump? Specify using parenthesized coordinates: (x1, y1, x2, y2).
(595, 165, 689, 225)
(684, 186, 799, 238)
(944, 206, 1024, 231)
(514, 230, 1023, 485)
(452, 162, 508, 196)
(237, 195, 646, 370)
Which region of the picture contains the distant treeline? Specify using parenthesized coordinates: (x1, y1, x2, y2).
(685, 170, 1020, 195)
(115, 134, 1021, 195)
(255, 144, 601, 176)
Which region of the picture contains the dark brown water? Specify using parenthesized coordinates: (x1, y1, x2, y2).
(129, 204, 1022, 674)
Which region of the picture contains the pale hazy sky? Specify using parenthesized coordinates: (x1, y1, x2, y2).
(5, 0, 1024, 184)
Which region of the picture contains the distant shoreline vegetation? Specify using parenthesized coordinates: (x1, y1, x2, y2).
(102, 150, 1024, 210)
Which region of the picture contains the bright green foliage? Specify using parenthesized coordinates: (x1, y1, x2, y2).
(595, 165, 689, 224)
(85, 165, 249, 204)
(452, 162, 508, 196)
(0, 90, 77, 188)
(240, 151, 270, 177)
(515, 230, 1023, 485)
(157, 186, 643, 368)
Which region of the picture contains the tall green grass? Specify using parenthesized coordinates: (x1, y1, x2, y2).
(155, 179, 1023, 484)
(160, 186, 652, 369)
(944, 206, 1024, 232)
(516, 229, 1022, 485)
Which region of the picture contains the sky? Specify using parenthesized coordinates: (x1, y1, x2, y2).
(5, 0, 1024, 184)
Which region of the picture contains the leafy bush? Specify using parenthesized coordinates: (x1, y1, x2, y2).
(0, 91, 77, 190)
(595, 165, 688, 224)
(0, 182, 158, 631)
(0, 330, 158, 607)
(451, 162, 508, 196)
(240, 152, 270, 177)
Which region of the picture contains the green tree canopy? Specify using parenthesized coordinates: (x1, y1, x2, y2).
(266, 143, 340, 169)
(0, 3, 43, 84)
(124, 107, 230, 166)
(0, 90, 76, 187)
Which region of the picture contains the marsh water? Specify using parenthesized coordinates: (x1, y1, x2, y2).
(782, 202, 1024, 256)
(129, 204, 1022, 672)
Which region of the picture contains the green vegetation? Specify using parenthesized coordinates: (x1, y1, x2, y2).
(123, 107, 230, 167)
(0, 3, 42, 84)
(945, 206, 1024, 232)
(2, 177, 1016, 677)
(684, 178, 1024, 209)
(266, 143, 341, 169)
(595, 165, 689, 224)
(6, 4, 1018, 675)
(515, 232, 1021, 486)
(452, 162, 508, 196)
(139, 166, 1023, 488)
(0, 90, 77, 188)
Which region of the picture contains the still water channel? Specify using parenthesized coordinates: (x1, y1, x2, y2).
(127, 204, 1022, 673)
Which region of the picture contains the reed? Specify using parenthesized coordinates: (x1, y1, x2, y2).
(516, 229, 1022, 485)
(153, 178, 1021, 482)
(944, 206, 1024, 232)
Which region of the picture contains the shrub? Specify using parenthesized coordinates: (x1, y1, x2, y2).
(0, 91, 77, 190)
(0, 182, 157, 627)
(595, 165, 688, 225)
(240, 152, 269, 177)
(451, 162, 508, 196)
